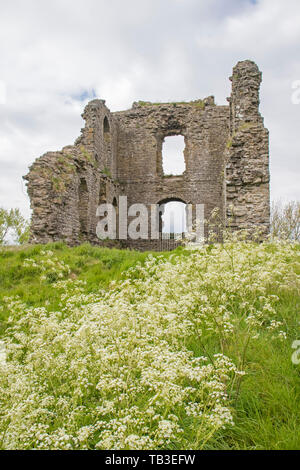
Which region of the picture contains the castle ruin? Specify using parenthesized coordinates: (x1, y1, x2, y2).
(24, 60, 270, 250)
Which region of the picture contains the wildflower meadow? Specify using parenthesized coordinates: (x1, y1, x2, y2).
(0, 237, 299, 450)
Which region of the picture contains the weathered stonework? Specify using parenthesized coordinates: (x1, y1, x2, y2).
(24, 60, 270, 250)
(226, 60, 270, 235)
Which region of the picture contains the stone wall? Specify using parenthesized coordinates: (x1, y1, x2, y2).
(24, 100, 121, 246)
(114, 96, 229, 249)
(24, 60, 270, 250)
(226, 60, 270, 236)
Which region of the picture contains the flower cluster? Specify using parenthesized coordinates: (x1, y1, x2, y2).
(23, 250, 70, 282)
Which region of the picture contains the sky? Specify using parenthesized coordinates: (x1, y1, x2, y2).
(0, 0, 299, 221)
(163, 136, 186, 175)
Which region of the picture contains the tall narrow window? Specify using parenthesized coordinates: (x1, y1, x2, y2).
(113, 197, 119, 239)
(79, 178, 89, 234)
(162, 135, 185, 175)
(103, 116, 110, 134)
(103, 117, 111, 168)
(99, 182, 106, 206)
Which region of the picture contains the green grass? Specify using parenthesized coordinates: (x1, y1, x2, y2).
(0, 243, 175, 326)
(206, 333, 300, 449)
(204, 246, 300, 449)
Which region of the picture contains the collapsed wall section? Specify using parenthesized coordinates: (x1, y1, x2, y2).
(24, 100, 121, 245)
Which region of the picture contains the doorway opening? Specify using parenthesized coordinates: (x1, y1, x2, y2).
(159, 199, 187, 240)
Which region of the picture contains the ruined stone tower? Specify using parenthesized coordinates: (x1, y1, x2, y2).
(24, 60, 270, 250)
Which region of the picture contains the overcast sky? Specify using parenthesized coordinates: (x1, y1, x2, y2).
(0, 0, 299, 219)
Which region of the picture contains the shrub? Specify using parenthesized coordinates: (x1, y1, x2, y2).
(0, 208, 30, 245)
(271, 200, 300, 241)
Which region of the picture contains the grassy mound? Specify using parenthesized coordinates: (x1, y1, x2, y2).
(0, 240, 299, 450)
(0, 242, 173, 325)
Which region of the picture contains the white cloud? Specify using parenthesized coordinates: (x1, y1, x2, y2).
(0, 0, 299, 220)
(0, 81, 6, 105)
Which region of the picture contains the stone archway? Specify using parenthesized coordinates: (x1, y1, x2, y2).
(157, 197, 187, 241)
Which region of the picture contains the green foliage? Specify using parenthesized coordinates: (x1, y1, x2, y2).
(226, 138, 233, 149)
(0, 243, 171, 323)
(137, 100, 205, 109)
(50, 156, 75, 194)
(163, 173, 180, 178)
(80, 145, 97, 167)
(271, 200, 300, 241)
(102, 167, 112, 178)
(0, 208, 30, 245)
(239, 122, 256, 131)
(57, 156, 75, 173)
(226, 123, 257, 151)
(51, 176, 66, 193)
(192, 100, 205, 109)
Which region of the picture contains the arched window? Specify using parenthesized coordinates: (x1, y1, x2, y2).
(158, 199, 187, 239)
(112, 197, 119, 239)
(103, 117, 112, 170)
(162, 135, 185, 175)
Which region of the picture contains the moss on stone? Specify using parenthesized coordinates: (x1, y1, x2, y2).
(57, 156, 76, 173)
(226, 138, 233, 149)
(79, 145, 98, 167)
(102, 167, 112, 178)
(51, 176, 66, 193)
(136, 99, 205, 109)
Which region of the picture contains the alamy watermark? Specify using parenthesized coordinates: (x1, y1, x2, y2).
(291, 80, 300, 104)
(95, 197, 205, 242)
(291, 340, 300, 365)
